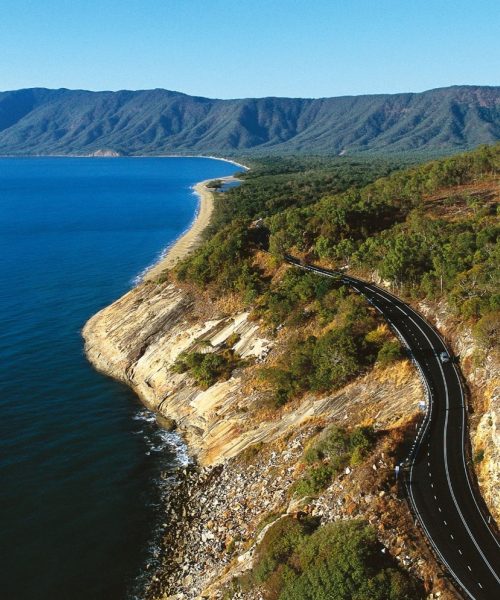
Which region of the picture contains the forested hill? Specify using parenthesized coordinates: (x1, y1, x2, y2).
(175, 144, 499, 403)
(0, 85, 498, 157)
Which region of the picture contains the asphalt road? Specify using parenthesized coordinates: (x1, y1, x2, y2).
(286, 256, 500, 599)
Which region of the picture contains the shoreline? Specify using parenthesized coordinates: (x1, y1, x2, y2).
(79, 159, 246, 596)
(3, 153, 249, 282)
(143, 175, 239, 281)
(0, 153, 250, 171)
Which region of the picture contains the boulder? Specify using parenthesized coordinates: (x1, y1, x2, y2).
(156, 414, 177, 431)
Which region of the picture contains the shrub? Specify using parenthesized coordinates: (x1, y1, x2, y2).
(260, 322, 376, 406)
(225, 332, 241, 347)
(349, 425, 376, 454)
(309, 425, 375, 462)
(258, 366, 298, 407)
(279, 521, 422, 600)
(377, 340, 403, 365)
(172, 348, 242, 389)
(473, 311, 500, 349)
(292, 464, 335, 496)
(252, 516, 318, 584)
(474, 449, 485, 464)
(295, 426, 376, 496)
(249, 519, 423, 600)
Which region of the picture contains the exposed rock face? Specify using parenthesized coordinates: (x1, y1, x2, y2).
(84, 282, 274, 463)
(83, 281, 423, 466)
(87, 148, 121, 157)
(83, 279, 461, 598)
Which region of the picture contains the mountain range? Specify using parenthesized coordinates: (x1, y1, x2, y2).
(0, 85, 498, 156)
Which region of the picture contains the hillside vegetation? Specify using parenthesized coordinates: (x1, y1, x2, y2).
(242, 518, 422, 600)
(176, 143, 499, 382)
(0, 85, 498, 156)
(79, 146, 500, 599)
(168, 142, 499, 600)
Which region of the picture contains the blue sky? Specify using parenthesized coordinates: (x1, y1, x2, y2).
(1, 0, 499, 98)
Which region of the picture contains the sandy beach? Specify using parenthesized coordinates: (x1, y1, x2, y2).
(144, 175, 238, 281)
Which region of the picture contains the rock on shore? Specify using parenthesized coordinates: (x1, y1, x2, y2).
(83, 280, 459, 598)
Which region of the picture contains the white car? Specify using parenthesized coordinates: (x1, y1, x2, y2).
(439, 351, 450, 363)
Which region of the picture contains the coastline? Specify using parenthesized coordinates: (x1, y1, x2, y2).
(0, 153, 250, 172)
(143, 175, 238, 281)
(77, 153, 499, 599)
(79, 160, 246, 597)
(2, 154, 248, 282)
(79, 159, 456, 598)
(82, 276, 429, 598)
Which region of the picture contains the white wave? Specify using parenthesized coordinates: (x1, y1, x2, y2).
(127, 406, 191, 600)
(132, 408, 157, 423)
(133, 407, 190, 466)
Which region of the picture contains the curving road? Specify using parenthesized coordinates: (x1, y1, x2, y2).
(286, 256, 500, 599)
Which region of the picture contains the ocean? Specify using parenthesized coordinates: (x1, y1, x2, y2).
(0, 157, 239, 600)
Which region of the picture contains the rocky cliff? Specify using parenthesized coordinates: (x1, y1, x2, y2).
(83, 278, 465, 598)
(83, 280, 423, 466)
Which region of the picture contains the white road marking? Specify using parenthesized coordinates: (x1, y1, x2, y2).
(392, 292, 500, 583)
(296, 264, 500, 593)
(365, 280, 499, 552)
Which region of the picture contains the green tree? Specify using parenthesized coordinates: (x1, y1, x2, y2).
(278, 521, 422, 600)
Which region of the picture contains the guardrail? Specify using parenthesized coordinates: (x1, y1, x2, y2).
(284, 255, 500, 598)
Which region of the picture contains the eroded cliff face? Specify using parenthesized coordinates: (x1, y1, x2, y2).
(83, 283, 442, 599)
(84, 279, 447, 599)
(84, 282, 268, 463)
(83, 281, 423, 466)
(83, 274, 497, 598)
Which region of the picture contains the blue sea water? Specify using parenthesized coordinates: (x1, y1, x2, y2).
(0, 157, 239, 600)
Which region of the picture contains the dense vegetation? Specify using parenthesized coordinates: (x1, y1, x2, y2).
(176, 144, 497, 599)
(209, 156, 406, 230)
(177, 154, 408, 300)
(256, 276, 398, 405)
(236, 518, 422, 599)
(178, 143, 499, 334)
(267, 144, 499, 322)
(0, 86, 498, 156)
